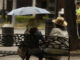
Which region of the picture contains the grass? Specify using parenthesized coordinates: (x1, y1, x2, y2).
(0, 15, 48, 29)
(0, 15, 48, 23)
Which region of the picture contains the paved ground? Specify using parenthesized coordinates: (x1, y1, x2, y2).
(0, 55, 80, 60)
(0, 55, 42, 60)
(0, 47, 80, 60)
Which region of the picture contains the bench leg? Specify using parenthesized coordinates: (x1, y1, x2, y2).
(39, 57, 43, 60)
(25, 55, 30, 60)
(22, 58, 24, 60)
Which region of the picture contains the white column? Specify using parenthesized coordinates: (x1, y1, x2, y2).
(0, 0, 7, 11)
(4, 0, 7, 10)
(12, 0, 16, 9)
(12, 0, 17, 26)
(32, 0, 36, 16)
(0, 0, 3, 10)
(32, 0, 36, 7)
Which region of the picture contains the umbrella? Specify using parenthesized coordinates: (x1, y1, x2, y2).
(8, 6, 50, 15)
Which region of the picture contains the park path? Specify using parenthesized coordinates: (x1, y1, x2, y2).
(0, 47, 80, 60)
(0, 55, 80, 60)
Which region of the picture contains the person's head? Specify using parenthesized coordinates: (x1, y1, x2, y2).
(29, 27, 38, 34)
(52, 16, 68, 27)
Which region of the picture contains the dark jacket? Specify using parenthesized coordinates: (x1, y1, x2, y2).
(24, 31, 45, 48)
(47, 24, 69, 49)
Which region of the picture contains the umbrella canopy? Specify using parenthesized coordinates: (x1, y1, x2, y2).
(8, 6, 50, 15)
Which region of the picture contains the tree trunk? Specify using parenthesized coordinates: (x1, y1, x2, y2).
(64, 0, 79, 50)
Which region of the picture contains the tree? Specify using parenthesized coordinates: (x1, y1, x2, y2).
(64, 0, 80, 50)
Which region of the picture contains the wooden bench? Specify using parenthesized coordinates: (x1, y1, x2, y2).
(0, 34, 69, 60)
(41, 35, 69, 60)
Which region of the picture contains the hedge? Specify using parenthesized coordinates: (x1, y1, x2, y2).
(0, 15, 48, 23)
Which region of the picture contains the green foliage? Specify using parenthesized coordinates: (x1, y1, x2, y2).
(0, 15, 48, 29)
(15, 16, 35, 23)
(15, 15, 48, 23)
(0, 15, 48, 23)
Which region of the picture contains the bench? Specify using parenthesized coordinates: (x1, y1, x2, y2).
(0, 34, 69, 60)
(41, 35, 69, 60)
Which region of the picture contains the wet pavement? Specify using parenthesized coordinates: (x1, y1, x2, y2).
(0, 55, 80, 60)
(0, 47, 80, 60)
(0, 46, 80, 60)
